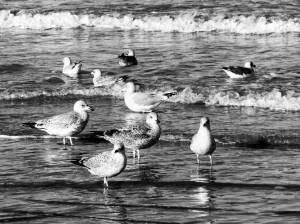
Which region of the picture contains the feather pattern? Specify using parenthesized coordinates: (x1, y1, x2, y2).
(22, 100, 94, 145)
(91, 69, 129, 87)
(124, 82, 177, 112)
(71, 143, 127, 187)
(102, 112, 161, 159)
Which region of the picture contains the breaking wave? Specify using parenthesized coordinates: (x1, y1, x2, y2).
(0, 10, 299, 34)
(2, 84, 300, 111)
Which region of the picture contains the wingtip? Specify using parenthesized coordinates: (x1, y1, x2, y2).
(164, 92, 177, 98)
(22, 122, 37, 128)
(70, 159, 84, 167)
(91, 131, 105, 137)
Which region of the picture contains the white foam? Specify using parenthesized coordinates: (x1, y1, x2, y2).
(206, 89, 300, 111)
(0, 10, 299, 34)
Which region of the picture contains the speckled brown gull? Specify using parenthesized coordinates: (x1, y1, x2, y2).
(71, 143, 127, 188)
(101, 112, 161, 159)
(190, 117, 216, 166)
(91, 69, 129, 87)
(22, 100, 94, 146)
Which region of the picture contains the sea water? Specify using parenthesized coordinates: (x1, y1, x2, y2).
(0, 0, 300, 223)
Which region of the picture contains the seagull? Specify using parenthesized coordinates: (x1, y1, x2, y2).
(190, 117, 216, 166)
(91, 69, 129, 87)
(118, 49, 138, 66)
(99, 112, 161, 159)
(62, 57, 83, 77)
(124, 82, 177, 113)
(22, 100, 94, 146)
(222, 61, 256, 79)
(71, 143, 127, 188)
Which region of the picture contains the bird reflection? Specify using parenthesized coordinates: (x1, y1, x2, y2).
(190, 167, 216, 183)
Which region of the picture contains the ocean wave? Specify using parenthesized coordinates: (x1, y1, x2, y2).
(0, 10, 299, 34)
(2, 85, 300, 111)
(205, 89, 300, 111)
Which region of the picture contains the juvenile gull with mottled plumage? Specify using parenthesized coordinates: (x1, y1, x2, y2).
(91, 69, 129, 87)
(22, 100, 94, 146)
(99, 112, 161, 159)
(71, 143, 127, 188)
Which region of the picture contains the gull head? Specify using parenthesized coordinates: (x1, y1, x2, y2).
(244, 61, 256, 69)
(74, 100, 94, 113)
(125, 49, 135, 57)
(200, 117, 211, 129)
(91, 69, 102, 78)
(124, 82, 136, 94)
(146, 112, 160, 125)
(63, 57, 72, 66)
(112, 143, 125, 154)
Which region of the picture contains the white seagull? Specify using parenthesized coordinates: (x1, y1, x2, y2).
(190, 117, 216, 166)
(91, 69, 129, 87)
(222, 61, 256, 79)
(22, 100, 94, 146)
(99, 112, 161, 159)
(62, 57, 83, 77)
(124, 82, 177, 113)
(118, 49, 138, 66)
(71, 143, 127, 188)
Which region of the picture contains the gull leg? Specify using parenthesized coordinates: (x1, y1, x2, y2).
(208, 155, 213, 167)
(196, 154, 200, 165)
(68, 137, 73, 145)
(103, 177, 108, 188)
(137, 149, 140, 161)
(63, 137, 66, 146)
(142, 110, 152, 113)
(133, 149, 136, 158)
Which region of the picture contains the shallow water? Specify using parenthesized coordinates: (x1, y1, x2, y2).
(1, 0, 300, 223)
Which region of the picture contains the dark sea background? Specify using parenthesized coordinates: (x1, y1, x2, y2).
(1, 0, 300, 223)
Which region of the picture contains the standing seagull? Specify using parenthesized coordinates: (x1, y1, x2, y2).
(71, 143, 127, 188)
(62, 57, 83, 78)
(118, 49, 138, 66)
(222, 61, 256, 79)
(91, 69, 129, 87)
(99, 112, 161, 159)
(22, 100, 94, 146)
(190, 117, 216, 166)
(124, 82, 177, 113)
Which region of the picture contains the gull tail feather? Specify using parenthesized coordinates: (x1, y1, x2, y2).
(91, 131, 105, 137)
(163, 91, 177, 98)
(116, 75, 129, 83)
(70, 159, 87, 168)
(75, 60, 84, 65)
(22, 122, 37, 129)
(104, 129, 119, 136)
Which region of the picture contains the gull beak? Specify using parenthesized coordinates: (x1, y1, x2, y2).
(87, 106, 94, 112)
